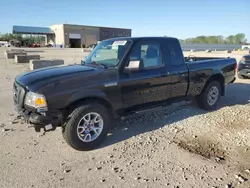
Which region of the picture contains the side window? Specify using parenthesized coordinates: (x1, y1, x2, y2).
(168, 40, 184, 66)
(129, 42, 163, 68)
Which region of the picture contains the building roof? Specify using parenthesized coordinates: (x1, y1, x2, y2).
(13, 25, 54, 34)
(61, 24, 131, 30)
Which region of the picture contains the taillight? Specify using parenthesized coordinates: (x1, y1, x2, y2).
(234, 63, 237, 70)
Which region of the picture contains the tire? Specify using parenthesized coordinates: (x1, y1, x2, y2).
(62, 103, 112, 151)
(196, 81, 221, 111)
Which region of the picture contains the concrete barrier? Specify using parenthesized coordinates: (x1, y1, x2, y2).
(5, 50, 27, 59)
(29, 59, 64, 70)
(14, 54, 40, 63)
(10, 49, 25, 52)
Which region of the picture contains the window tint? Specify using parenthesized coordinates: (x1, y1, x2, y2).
(168, 40, 184, 65)
(129, 42, 163, 68)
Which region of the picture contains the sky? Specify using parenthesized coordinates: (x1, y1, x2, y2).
(0, 0, 249, 40)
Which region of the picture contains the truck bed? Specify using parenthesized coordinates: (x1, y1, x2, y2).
(186, 57, 237, 96)
(184, 56, 228, 62)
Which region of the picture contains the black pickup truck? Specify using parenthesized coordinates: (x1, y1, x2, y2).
(13, 37, 237, 150)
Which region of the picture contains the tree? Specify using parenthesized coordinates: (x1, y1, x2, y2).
(0, 33, 23, 41)
(226, 35, 235, 44)
(234, 33, 246, 44)
(182, 33, 247, 44)
(0, 33, 46, 44)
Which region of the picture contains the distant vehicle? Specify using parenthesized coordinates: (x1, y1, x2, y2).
(0, 41, 9, 47)
(87, 43, 97, 49)
(33, 43, 41, 48)
(45, 44, 53, 48)
(242, 45, 250, 50)
(13, 37, 237, 151)
(237, 54, 250, 79)
(28, 43, 41, 48)
(9, 39, 21, 47)
(4, 43, 10, 47)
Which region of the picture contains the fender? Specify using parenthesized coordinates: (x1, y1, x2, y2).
(188, 69, 224, 96)
(199, 70, 225, 96)
(66, 89, 111, 107)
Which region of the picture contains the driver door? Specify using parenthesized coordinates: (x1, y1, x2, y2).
(120, 41, 172, 109)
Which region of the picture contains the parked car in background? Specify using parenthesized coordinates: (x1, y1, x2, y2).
(9, 39, 21, 47)
(237, 54, 250, 79)
(4, 43, 11, 47)
(27, 43, 41, 48)
(242, 45, 250, 50)
(0, 41, 9, 47)
(46, 44, 53, 47)
(87, 43, 97, 49)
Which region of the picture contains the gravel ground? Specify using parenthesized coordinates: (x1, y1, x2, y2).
(0, 48, 250, 188)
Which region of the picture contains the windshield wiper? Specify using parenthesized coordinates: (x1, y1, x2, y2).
(89, 61, 107, 69)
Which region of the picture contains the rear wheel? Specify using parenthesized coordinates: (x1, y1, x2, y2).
(196, 81, 221, 111)
(62, 103, 112, 151)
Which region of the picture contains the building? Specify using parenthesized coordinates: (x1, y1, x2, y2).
(13, 24, 132, 48)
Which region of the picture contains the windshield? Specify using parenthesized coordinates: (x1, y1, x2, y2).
(84, 39, 132, 68)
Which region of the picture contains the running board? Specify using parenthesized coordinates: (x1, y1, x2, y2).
(135, 106, 163, 114)
(120, 100, 191, 120)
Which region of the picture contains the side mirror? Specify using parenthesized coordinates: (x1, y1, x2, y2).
(124, 60, 143, 72)
(81, 56, 87, 64)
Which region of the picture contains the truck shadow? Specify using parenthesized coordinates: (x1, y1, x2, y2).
(101, 82, 250, 149)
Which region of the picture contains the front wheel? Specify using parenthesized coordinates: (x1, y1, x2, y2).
(62, 103, 112, 151)
(196, 81, 221, 111)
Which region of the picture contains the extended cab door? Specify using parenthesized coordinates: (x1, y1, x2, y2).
(120, 40, 172, 109)
(161, 38, 189, 98)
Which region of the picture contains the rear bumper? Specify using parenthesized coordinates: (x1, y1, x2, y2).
(14, 105, 63, 131)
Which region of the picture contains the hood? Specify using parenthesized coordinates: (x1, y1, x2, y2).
(243, 54, 250, 59)
(16, 65, 95, 87)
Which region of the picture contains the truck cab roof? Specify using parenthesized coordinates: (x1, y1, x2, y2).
(102, 36, 179, 42)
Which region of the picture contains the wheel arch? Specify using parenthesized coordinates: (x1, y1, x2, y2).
(66, 96, 114, 117)
(203, 73, 225, 96)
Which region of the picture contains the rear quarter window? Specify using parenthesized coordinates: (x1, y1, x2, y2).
(167, 40, 185, 66)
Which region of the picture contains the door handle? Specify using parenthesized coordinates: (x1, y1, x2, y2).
(162, 72, 170, 77)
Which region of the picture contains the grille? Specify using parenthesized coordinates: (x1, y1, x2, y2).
(13, 81, 25, 108)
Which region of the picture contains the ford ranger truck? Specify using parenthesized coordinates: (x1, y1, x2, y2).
(13, 37, 237, 151)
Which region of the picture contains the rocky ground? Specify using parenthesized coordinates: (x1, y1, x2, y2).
(0, 48, 250, 188)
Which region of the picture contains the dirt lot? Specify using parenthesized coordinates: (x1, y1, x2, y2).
(0, 48, 250, 188)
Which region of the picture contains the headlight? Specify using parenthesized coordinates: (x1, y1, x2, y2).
(24, 92, 47, 109)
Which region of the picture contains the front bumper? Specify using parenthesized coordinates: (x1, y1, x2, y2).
(237, 63, 250, 77)
(238, 69, 250, 77)
(14, 105, 63, 132)
(231, 77, 236, 83)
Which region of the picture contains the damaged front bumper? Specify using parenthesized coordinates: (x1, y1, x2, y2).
(14, 105, 63, 132)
